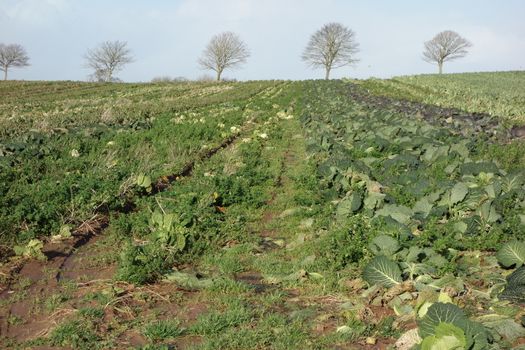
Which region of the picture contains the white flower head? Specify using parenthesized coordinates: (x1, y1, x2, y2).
(70, 149, 80, 157)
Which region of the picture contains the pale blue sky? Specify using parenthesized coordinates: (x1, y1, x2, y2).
(1, 0, 524, 81)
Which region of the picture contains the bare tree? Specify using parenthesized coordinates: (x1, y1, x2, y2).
(0, 43, 30, 81)
(302, 23, 359, 80)
(84, 41, 133, 82)
(423, 30, 472, 74)
(198, 32, 250, 81)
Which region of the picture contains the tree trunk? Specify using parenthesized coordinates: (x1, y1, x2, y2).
(325, 66, 331, 80)
(3, 68, 7, 81)
(438, 61, 443, 74)
(217, 70, 222, 81)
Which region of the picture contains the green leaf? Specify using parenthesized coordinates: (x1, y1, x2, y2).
(163, 271, 213, 290)
(462, 320, 489, 350)
(363, 192, 385, 211)
(427, 255, 448, 269)
(368, 235, 400, 257)
(59, 225, 72, 238)
(500, 266, 525, 303)
(362, 256, 402, 288)
(151, 211, 163, 227)
(13, 245, 25, 256)
(453, 221, 468, 234)
(449, 183, 469, 206)
(420, 323, 466, 350)
(478, 201, 500, 223)
(450, 141, 470, 159)
(403, 246, 425, 263)
(136, 173, 152, 188)
(418, 303, 467, 338)
(375, 204, 413, 225)
(496, 241, 525, 268)
(336, 193, 362, 219)
(413, 198, 434, 218)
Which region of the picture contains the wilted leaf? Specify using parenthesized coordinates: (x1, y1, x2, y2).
(395, 328, 421, 350)
(476, 314, 525, 343)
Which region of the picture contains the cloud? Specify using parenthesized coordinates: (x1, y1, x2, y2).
(176, 0, 255, 22)
(1, 0, 70, 25)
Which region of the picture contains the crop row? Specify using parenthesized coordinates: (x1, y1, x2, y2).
(104, 83, 300, 284)
(354, 71, 525, 125)
(0, 80, 277, 139)
(0, 81, 287, 252)
(299, 80, 525, 348)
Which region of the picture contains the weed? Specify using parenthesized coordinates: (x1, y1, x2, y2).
(143, 319, 184, 342)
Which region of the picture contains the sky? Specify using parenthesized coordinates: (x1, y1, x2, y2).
(1, 0, 524, 81)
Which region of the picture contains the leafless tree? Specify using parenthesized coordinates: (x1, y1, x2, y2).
(0, 43, 30, 80)
(198, 32, 250, 81)
(84, 41, 133, 82)
(302, 23, 359, 80)
(423, 30, 472, 74)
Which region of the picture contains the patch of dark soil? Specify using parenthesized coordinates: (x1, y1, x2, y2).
(235, 272, 273, 294)
(346, 83, 513, 141)
(256, 237, 282, 252)
(117, 330, 147, 347)
(173, 335, 203, 349)
(0, 215, 109, 294)
(57, 235, 116, 282)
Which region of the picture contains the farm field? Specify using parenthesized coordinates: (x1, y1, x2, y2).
(353, 71, 525, 125)
(1, 76, 525, 349)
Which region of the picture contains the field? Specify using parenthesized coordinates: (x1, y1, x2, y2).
(354, 71, 525, 125)
(1, 75, 525, 349)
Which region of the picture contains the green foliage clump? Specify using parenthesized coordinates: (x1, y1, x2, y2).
(143, 319, 184, 342)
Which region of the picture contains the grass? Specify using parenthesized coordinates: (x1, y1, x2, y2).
(48, 319, 101, 349)
(189, 302, 252, 336)
(143, 319, 184, 342)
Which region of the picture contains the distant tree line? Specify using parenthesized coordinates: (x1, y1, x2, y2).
(0, 27, 472, 82)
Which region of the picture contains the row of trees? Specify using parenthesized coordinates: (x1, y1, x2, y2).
(1, 24, 472, 81)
